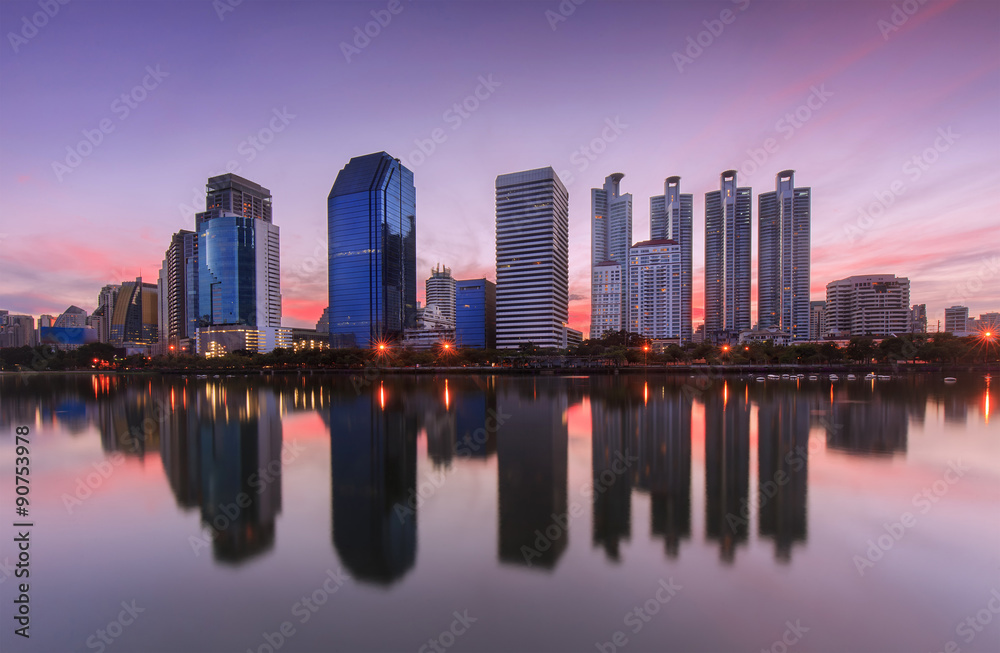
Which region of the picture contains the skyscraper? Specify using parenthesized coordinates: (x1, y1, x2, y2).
(109, 277, 158, 345)
(627, 239, 683, 340)
(158, 229, 197, 350)
(705, 170, 752, 341)
(650, 176, 693, 343)
(495, 167, 569, 349)
(328, 152, 416, 348)
(590, 173, 632, 339)
(195, 174, 281, 329)
(908, 304, 927, 334)
(758, 171, 811, 341)
(425, 264, 456, 325)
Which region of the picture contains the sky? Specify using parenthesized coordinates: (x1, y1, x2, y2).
(1, 0, 998, 335)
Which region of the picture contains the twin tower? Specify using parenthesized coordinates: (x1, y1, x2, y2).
(590, 170, 811, 344)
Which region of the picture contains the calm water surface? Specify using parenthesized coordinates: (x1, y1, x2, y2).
(0, 372, 998, 652)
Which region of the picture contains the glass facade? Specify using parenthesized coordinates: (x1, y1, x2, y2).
(198, 214, 258, 326)
(328, 152, 416, 348)
(455, 278, 496, 349)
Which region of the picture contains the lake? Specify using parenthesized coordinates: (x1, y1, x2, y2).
(0, 372, 997, 652)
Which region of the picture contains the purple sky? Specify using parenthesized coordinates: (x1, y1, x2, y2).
(1, 0, 998, 333)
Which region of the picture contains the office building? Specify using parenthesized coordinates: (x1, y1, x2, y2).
(109, 278, 158, 345)
(590, 173, 632, 339)
(944, 306, 970, 335)
(825, 274, 910, 337)
(650, 176, 693, 343)
(455, 278, 496, 349)
(425, 264, 456, 325)
(495, 167, 569, 349)
(627, 239, 683, 341)
(809, 300, 827, 340)
(158, 229, 198, 351)
(328, 152, 416, 348)
(0, 314, 35, 348)
(196, 174, 281, 330)
(93, 284, 121, 343)
(908, 304, 927, 334)
(758, 171, 811, 341)
(705, 170, 751, 342)
(53, 305, 89, 328)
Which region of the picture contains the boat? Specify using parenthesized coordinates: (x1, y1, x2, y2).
(768, 374, 780, 380)
(756, 377, 766, 382)
(944, 377, 957, 384)
(877, 375, 891, 381)
(864, 373, 876, 380)
(847, 374, 857, 380)
(781, 373, 790, 379)
(808, 375, 818, 381)
(829, 374, 839, 381)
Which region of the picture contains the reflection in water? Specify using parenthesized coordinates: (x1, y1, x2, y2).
(497, 378, 568, 570)
(1, 372, 992, 587)
(756, 387, 808, 562)
(590, 384, 633, 561)
(160, 381, 284, 564)
(705, 382, 750, 563)
(829, 384, 908, 455)
(330, 381, 417, 585)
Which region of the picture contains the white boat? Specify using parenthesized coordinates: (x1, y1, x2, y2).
(808, 375, 818, 381)
(781, 373, 790, 378)
(847, 374, 857, 380)
(768, 374, 780, 380)
(864, 373, 876, 380)
(756, 377, 766, 382)
(829, 374, 839, 381)
(944, 377, 957, 384)
(877, 375, 891, 380)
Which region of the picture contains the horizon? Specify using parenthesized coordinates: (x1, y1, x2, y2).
(1, 0, 998, 335)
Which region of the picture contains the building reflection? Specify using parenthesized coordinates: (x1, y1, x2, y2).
(329, 381, 417, 585)
(589, 382, 632, 562)
(159, 381, 283, 564)
(705, 382, 750, 563)
(757, 389, 808, 562)
(829, 385, 908, 455)
(497, 378, 568, 570)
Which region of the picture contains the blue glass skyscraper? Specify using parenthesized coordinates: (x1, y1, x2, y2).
(328, 152, 416, 347)
(455, 278, 496, 349)
(195, 174, 281, 329)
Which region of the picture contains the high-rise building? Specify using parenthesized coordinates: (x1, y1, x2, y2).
(158, 230, 198, 350)
(809, 300, 827, 340)
(53, 305, 89, 328)
(626, 239, 683, 341)
(758, 171, 811, 342)
(495, 167, 569, 349)
(196, 174, 281, 329)
(93, 284, 121, 343)
(705, 170, 752, 342)
(650, 176, 693, 343)
(455, 278, 496, 349)
(110, 277, 158, 345)
(590, 173, 632, 339)
(825, 275, 910, 337)
(0, 314, 35, 348)
(425, 264, 456, 325)
(328, 152, 416, 348)
(908, 304, 927, 334)
(944, 306, 970, 335)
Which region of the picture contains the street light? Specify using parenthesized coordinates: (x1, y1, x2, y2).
(643, 344, 650, 366)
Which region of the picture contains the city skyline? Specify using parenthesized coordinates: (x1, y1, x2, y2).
(1, 0, 998, 335)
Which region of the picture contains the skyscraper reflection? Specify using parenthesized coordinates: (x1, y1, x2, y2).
(330, 382, 417, 585)
(637, 383, 692, 559)
(590, 382, 632, 561)
(158, 380, 284, 564)
(497, 378, 568, 570)
(705, 381, 750, 563)
(757, 389, 808, 562)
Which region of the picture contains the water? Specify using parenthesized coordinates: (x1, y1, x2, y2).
(0, 372, 997, 653)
